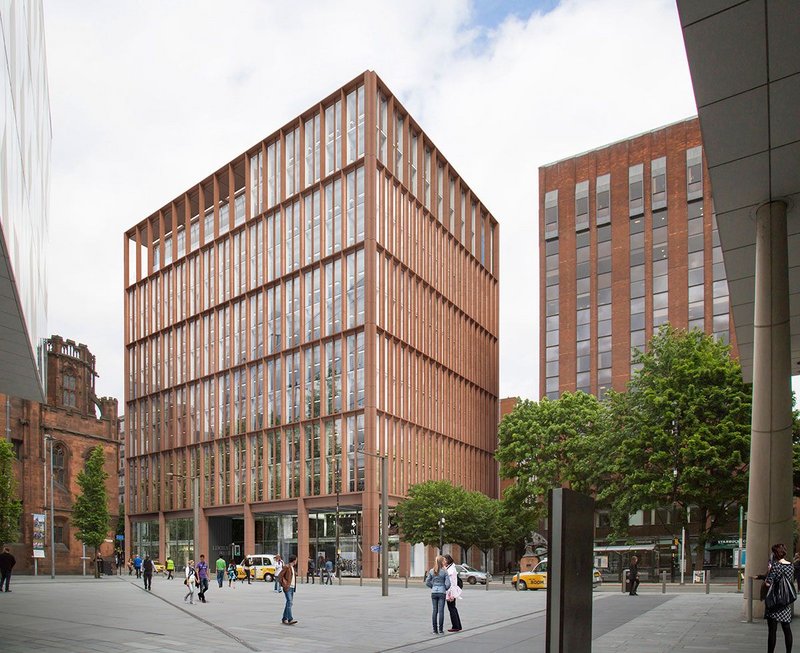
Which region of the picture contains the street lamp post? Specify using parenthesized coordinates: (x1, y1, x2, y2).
(360, 449, 389, 596)
(168, 472, 200, 561)
(439, 510, 445, 554)
(329, 457, 341, 583)
(44, 434, 55, 579)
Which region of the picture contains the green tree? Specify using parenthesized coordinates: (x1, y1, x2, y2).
(599, 326, 751, 571)
(395, 480, 464, 551)
(496, 392, 607, 523)
(0, 440, 22, 546)
(72, 445, 111, 577)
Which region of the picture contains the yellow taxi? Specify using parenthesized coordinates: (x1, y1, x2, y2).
(235, 554, 278, 582)
(512, 558, 602, 591)
(152, 561, 166, 574)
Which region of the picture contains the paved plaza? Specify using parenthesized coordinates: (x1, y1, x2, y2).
(0, 574, 792, 652)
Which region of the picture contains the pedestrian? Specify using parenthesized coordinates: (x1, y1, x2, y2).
(443, 554, 463, 632)
(133, 553, 142, 578)
(274, 554, 284, 593)
(0, 546, 16, 592)
(325, 557, 334, 584)
(628, 555, 640, 596)
(166, 556, 175, 580)
(426, 555, 451, 635)
(306, 557, 316, 584)
(127, 556, 133, 575)
(227, 561, 237, 587)
(793, 552, 800, 592)
(142, 555, 155, 591)
(184, 559, 197, 604)
(317, 555, 325, 582)
(216, 554, 226, 588)
(278, 554, 298, 625)
(196, 554, 209, 603)
(242, 556, 252, 585)
(765, 543, 794, 653)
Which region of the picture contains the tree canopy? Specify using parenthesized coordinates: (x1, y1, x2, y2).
(496, 391, 606, 523)
(395, 480, 514, 565)
(598, 326, 751, 568)
(494, 326, 752, 571)
(72, 445, 111, 576)
(0, 440, 22, 547)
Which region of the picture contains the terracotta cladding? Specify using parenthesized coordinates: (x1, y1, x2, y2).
(123, 71, 499, 576)
(538, 117, 738, 398)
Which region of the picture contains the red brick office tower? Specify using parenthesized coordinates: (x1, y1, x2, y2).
(539, 117, 737, 401)
(0, 336, 120, 573)
(123, 71, 499, 577)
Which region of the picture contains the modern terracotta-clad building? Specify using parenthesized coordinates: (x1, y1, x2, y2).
(123, 71, 499, 577)
(539, 117, 737, 401)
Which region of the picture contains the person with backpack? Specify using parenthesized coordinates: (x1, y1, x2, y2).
(425, 555, 451, 635)
(133, 553, 142, 578)
(142, 555, 155, 591)
(184, 559, 197, 604)
(443, 554, 463, 632)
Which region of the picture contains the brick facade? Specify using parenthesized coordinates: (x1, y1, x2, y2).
(0, 336, 120, 574)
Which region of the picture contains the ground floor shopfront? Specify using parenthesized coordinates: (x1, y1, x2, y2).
(128, 498, 436, 578)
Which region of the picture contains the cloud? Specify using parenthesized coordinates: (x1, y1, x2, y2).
(43, 0, 696, 407)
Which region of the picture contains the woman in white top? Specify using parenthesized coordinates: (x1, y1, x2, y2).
(443, 554, 463, 632)
(184, 559, 196, 604)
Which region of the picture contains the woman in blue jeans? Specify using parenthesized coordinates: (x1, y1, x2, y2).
(425, 555, 451, 635)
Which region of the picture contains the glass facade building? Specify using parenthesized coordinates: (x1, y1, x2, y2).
(124, 71, 499, 576)
(0, 0, 51, 401)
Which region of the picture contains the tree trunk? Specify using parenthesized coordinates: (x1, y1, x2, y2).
(94, 546, 100, 579)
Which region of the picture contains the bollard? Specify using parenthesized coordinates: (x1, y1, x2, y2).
(359, 574, 362, 586)
(705, 571, 710, 595)
(405, 576, 408, 589)
(621, 568, 629, 593)
(486, 577, 489, 591)
(502, 573, 506, 585)
(746, 576, 754, 623)
(661, 570, 666, 594)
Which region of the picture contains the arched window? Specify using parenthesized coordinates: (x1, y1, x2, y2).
(53, 444, 66, 486)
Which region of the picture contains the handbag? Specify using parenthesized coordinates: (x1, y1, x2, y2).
(765, 574, 797, 610)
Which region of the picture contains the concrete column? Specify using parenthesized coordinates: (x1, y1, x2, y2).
(744, 201, 793, 618)
(243, 502, 254, 558)
(158, 511, 166, 562)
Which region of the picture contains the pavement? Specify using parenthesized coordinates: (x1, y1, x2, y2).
(0, 574, 791, 652)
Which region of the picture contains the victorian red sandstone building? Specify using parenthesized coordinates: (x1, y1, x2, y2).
(0, 336, 120, 573)
(123, 71, 499, 577)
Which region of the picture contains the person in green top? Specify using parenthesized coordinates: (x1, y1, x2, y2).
(166, 556, 175, 580)
(216, 555, 227, 588)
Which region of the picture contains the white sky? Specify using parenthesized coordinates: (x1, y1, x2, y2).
(44, 0, 791, 409)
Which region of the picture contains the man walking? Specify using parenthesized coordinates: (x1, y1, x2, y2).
(166, 556, 175, 580)
(0, 546, 16, 592)
(278, 554, 298, 625)
(325, 558, 334, 584)
(133, 553, 142, 578)
(142, 555, 155, 591)
(196, 555, 209, 602)
(306, 557, 316, 584)
(628, 556, 640, 596)
(216, 554, 226, 588)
